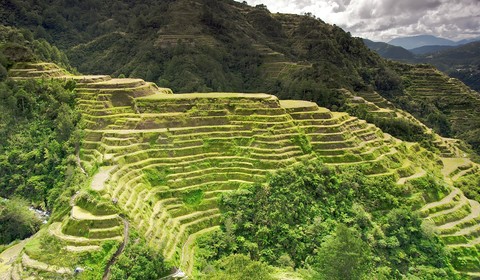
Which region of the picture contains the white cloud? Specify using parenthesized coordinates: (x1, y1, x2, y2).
(243, 0, 480, 41)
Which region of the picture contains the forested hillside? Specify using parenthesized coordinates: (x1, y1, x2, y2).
(0, 0, 398, 95)
(3, 0, 479, 156)
(0, 25, 80, 205)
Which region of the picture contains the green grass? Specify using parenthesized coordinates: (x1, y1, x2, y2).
(143, 167, 171, 187)
(182, 190, 205, 206)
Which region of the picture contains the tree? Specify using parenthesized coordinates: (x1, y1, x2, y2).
(313, 224, 373, 280)
(0, 198, 41, 244)
(110, 232, 170, 280)
(204, 254, 274, 280)
(0, 64, 7, 81)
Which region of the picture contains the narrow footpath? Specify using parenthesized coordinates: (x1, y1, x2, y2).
(102, 218, 129, 280)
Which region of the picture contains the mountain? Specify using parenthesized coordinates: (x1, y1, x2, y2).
(363, 39, 414, 60)
(409, 45, 455, 55)
(456, 36, 480, 45)
(388, 35, 456, 49)
(418, 41, 480, 91)
(2, 1, 480, 279)
(366, 36, 480, 91)
(0, 0, 392, 98)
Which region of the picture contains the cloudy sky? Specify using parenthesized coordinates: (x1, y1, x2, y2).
(243, 0, 480, 42)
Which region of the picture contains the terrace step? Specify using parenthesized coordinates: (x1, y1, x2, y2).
(49, 223, 122, 246)
(22, 253, 71, 275)
(180, 226, 220, 275)
(71, 206, 119, 221)
(397, 168, 427, 185)
(65, 245, 101, 252)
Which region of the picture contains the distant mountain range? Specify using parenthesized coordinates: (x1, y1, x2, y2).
(362, 39, 415, 60)
(387, 35, 480, 50)
(409, 45, 455, 55)
(363, 37, 480, 91)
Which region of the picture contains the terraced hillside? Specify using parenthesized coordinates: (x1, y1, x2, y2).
(343, 89, 464, 158)
(6, 62, 480, 278)
(421, 158, 480, 278)
(6, 184, 125, 279)
(393, 63, 480, 154)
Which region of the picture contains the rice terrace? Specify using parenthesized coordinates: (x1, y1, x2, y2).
(1, 0, 480, 279)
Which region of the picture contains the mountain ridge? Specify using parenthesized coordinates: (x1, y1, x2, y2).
(387, 34, 480, 50)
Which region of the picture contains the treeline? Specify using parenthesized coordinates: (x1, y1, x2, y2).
(196, 160, 459, 279)
(0, 25, 71, 74)
(0, 78, 81, 208)
(0, 25, 81, 210)
(0, 198, 41, 245)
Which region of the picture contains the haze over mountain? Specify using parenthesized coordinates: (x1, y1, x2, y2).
(388, 35, 480, 50)
(388, 35, 456, 50)
(362, 39, 414, 60)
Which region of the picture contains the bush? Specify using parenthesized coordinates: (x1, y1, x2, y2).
(202, 254, 274, 280)
(110, 231, 170, 280)
(0, 198, 41, 244)
(312, 224, 373, 280)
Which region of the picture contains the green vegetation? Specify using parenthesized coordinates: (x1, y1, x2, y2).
(0, 78, 81, 208)
(346, 104, 432, 143)
(0, 198, 41, 244)
(0, 0, 400, 97)
(389, 63, 480, 156)
(183, 189, 205, 206)
(455, 174, 480, 201)
(143, 167, 170, 187)
(22, 229, 119, 279)
(0, 25, 70, 72)
(311, 224, 372, 280)
(195, 160, 458, 278)
(201, 254, 274, 280)
(1, 1, 479, 278)
(6, 58, 477, 278)
(110, 231, 170, 280)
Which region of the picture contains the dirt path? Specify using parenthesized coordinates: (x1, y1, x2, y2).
(91, 166, 116, 191)
(102, 218, 129, 280)
(0, 240, 28, 279)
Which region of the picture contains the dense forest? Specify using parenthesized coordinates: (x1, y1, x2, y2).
(0, 0, 399, 94)
(0, 25, 83, 247)
(195, 160, 458, 279)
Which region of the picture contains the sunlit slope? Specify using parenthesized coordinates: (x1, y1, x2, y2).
(7, 62, 480, 278)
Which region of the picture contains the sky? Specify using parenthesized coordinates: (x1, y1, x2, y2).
(243, 0, 480, 42)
